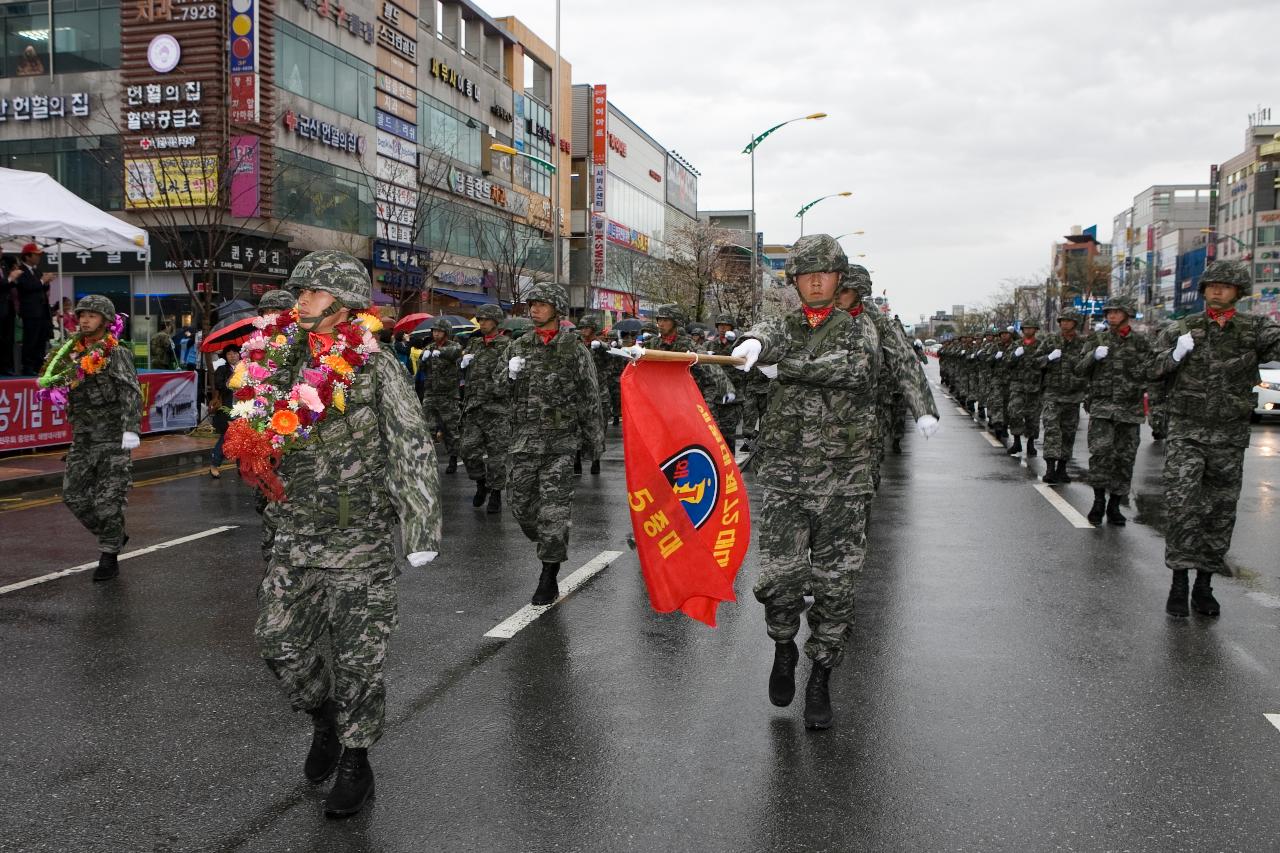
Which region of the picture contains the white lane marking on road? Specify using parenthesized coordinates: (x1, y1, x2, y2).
(0, 526, 239, 596)
(979, 431, 1003, 448)
(1246, 591, 1280, 610)
(954, 406, 968, 416)
(1032, 484, 1094, 529)
(484, 550, 624, 639)
(1265, 714, 1280, 734)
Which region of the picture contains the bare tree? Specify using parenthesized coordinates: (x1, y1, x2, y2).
(471, 209, 551, 311)
(659, 220, 740, 321)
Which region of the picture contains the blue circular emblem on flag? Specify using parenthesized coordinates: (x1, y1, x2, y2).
(660, 445, 720, 530)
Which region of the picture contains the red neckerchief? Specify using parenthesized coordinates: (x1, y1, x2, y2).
(308, 332, 334, 354)
(534, 328, 557, 345)
(847, 304, 864, 319)
(1207, 307, 1236, 327)
(661, 333, 678, 345)
(1022, 337, 1036, 346)
(1117, 326, 1131, 338)
(483, 332, 502, 345)
(802, 305, 834, 328)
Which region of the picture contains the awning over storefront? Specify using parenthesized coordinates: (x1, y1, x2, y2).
(432, 287, 509, 308)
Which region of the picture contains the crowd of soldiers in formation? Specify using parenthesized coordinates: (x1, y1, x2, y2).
(937, 259, 1280, 623)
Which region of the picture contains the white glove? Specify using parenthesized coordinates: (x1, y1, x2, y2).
(1094, 321, 1107, 333)
(994, 351, 1004, 360)
(430, 349, 441, 358)
(459, 353, 474, 369)
(1172, 332, 1195, 363)
(1047, 348, 1062, 362)
(759, 363, 779, 380)
(731, 339, 762, 371)
(507, 355, 526, 378)
(609, 340, 620, 349)
(1014, 346, 1025, 357)
(724, 330, 737, 341)
(916, 415, 940, 439)
(1094, 345, 1109, 361)
(121, 431, 140, 450)
(607, 345, 644, 360)
(721, 392, 736, 404)
(590, 339, 603, 349)
(407, 551, 437, 567)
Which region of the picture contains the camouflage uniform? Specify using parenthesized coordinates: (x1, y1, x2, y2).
(255, 251, 441, 751)
(61, 295, 142, 557)
(460, 304, 511, 492)
(504, 283, 604, 564)
(258, 288, 297, 314)
(1074, 298, 1151, 497)
(577, 313, 613, 461)
(707, 313, 745, 446)
(419, 318, 463, 459)
(1152, 261, 1280, 578)
(743, 236, 881, 670)
(150, 328, 176, 369)
(1036, 311, 1089, 465)
(986, 332, 1015, 435)
(1006, 323, 1045, 441)
(652, 304, 733, 413)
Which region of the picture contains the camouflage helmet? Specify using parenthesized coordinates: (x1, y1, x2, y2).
(655, 303, 687, 325)
(285, 250, 371, 309)
(1199, 259, 1252, 297)
(1020, 318, 1041, 329)
(785, 234, 848, 282)
(473, 303, 504, 324)
(257, 289, 296, 313)
(431, 317, 453, 336)
(714, 313, 735, 328)
(526, 281, 569, 316)
(640, 321, 660, 336)
(840, 263, 873, 298)
(74, 294, 116, 324)
(1056, 307, 1083, 326)
(577, 312, 604, 331)
(1102, 295, 1136, 317)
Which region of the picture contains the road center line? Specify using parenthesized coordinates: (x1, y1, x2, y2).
(1032, 484, 1094, 529)
(484, 550, 623, 640)
(0, 525, 239, 595)
(1266, 714, 1280, 734)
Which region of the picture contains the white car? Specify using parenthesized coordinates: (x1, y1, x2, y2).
(1255, 361, 1280, 420)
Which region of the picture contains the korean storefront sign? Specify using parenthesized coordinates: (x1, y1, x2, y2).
(373, 239, 430, 273)
(229, 134, 261, 218)
(125, 81, 202, 131)
(591, 214, 607, 288)
(283, 110, 366, 155)
(606, 220, 650, 254)
(124, 155, 219, 209)
(591, 85, 607, 162)
(0, 92, 89, 122)
(375, 109, 417, 143)
(295, 0, 374, 43)
(429, 58, 479, 101)
(376, 131, 417, 166)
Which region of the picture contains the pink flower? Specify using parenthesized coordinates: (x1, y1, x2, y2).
(242, 335, 268, 354)
(294, 383, 324, 413)
(302, 367, 327, 387)
(246, 362, 273, 381)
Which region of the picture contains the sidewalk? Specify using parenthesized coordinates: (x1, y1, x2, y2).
(0, 432, 217, 499)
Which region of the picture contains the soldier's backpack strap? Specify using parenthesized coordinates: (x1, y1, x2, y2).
(801, 310, 851, 358)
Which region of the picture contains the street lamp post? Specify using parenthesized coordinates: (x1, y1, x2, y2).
(744, 112, 826, 321)
(834, 230, 865, 241)
(795, 192, 853, 237)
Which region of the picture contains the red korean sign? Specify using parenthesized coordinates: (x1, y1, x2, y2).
(591, 84, 607, 163)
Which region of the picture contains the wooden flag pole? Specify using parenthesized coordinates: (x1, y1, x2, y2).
(612, 348, 747, 368)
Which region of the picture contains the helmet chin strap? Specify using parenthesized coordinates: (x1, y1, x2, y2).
(296, 300, 345, 331)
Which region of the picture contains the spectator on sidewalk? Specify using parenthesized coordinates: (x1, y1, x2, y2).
(12, 243, 55, 375)
(208, 344, 240, 479)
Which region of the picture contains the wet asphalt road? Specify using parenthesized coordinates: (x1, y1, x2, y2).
(1, 363, 1279, 853)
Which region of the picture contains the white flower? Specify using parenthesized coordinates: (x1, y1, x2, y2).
(231, 400, 257, 419)
(251, 316, 271, 329)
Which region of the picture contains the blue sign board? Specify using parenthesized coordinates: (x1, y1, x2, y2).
(375, 109, 418, 144)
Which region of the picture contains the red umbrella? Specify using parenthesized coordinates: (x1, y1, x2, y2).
(199, 315, 260, 353)
(393, 312, 433, 334)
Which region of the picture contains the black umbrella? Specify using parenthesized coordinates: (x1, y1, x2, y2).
(613, 318, 644, 334)
(212, 298, 256, 323)
(500, 317, 533, 332)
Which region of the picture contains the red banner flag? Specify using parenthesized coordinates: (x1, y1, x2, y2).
(620, 359, 750, 626)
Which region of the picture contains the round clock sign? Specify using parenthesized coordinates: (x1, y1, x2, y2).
(147, 34, 181, 74)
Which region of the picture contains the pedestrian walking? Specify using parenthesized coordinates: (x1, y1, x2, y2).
(1151, 261, 1280, 617)
(502, 282, 603, 605)
(246, 251, 440, 818)
(707, 313, 745, 452)
(38, 295, 141, 581)
(460, 303, 511, 514)
(1075, 296, 1150, 525)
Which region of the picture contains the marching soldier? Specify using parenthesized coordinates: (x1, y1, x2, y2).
(51, 295, 142, 581)
(252, 251, 440, 818)
(419, 318, 463, 473)
(651, 304, 735, 426)
(503, 283, 604, 605)
(460, 304, 511, 514)
(1151, 261, 1280, 617)
(1037, 308, 1089, 484)
(1075, 296, 1151, 525)
(708, 313, 745, 452)
(732, 235, 938, 731)
(1005, 319, 1045, 457)
(575, 313, 613, 475)
(987, 327, 1015, 441)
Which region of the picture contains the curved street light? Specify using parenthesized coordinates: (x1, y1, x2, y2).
(834, 231, 865, 241)
(795, 192, 852, 237)
(742, 112, 827, 319)
(491, 143, 557, 174)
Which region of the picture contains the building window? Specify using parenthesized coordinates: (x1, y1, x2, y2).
(1, 0, 120, 77)
(418, 91, 481, 169)
(276, 20, 374, 123)
(275, 150, 373, 234)
(0, 135, 121, 209)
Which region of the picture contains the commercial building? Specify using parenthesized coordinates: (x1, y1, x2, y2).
(1110, 185, 1211, 311)
(569, 83, 698, 317)
(1212, 114, 1280, 319)
(1050, 227, 1111, 318)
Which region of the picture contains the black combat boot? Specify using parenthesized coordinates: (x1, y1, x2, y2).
(1041, 458, 1060, 484)
(979, 406, 988, 421)
(1087, 488, 1107, 524)
(324, 747, 374, 818)
(92, 552, 119, 582)
(590, 458, 601, 475)
(1166, 570, 1190, 617)
(445, 455, 458, 474)
(573, 452, 582, 475)
(304, 699, 342, 783)
(1105, 493, 1126, 526)
(531, 562, 560, 605)
(471, 478, 488, 508)
(612, 415, 620, 426)
(803, 664, 833, 730)
(992, 423, 1007, 441)
(1007, 435, 1023, 456)
(1026, 438, 1037, 457)
(768, 640, 799, 707)
(1191, 570, 1220, 617)
(1057, 460, 1072, 484)
(486, 489, 502, 515)
(892, 438, 902, 454)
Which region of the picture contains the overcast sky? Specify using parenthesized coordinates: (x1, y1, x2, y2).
(496, 0, 1276, 323)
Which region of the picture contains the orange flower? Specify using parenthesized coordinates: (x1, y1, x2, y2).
(322, 355, 354, 376)
(270, 409, 300, 436)
(80, 352, 105, 373)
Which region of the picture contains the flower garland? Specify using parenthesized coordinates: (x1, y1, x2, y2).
(36, 313, 127, 409)
(223, 307, 383, 501)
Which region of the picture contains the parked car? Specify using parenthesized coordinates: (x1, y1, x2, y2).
(1254, 361, 1280, 421)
